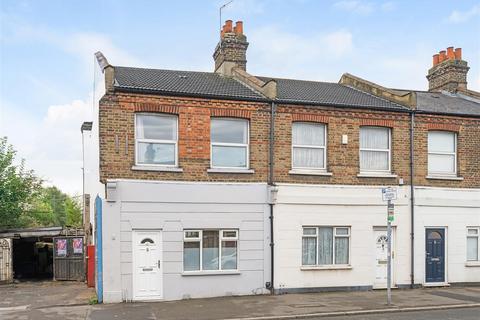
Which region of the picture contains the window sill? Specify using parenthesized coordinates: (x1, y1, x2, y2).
(465, 261, 480, 267)
(301, 265, 352, 271)
(207, 168, 255, 174)
(289, 169, 333, 176)
(426, 175, 464, 181)
(357, 173, 397, 178)
(182, 270, 241, 276)
(131, 165, 183, 172)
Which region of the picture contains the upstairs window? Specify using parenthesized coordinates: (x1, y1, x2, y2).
(292, 122, 327, 170)
(211, 118, 249, 169)
(428, 131, 457, 176)
(135, 114, 178, 166)
(360, 126, 391, 173)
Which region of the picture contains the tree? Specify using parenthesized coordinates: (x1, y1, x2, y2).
(65, 196, 82, 228)
(0, 137, 42, 229)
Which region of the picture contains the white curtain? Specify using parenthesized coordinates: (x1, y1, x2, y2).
(428, 154, 455, 173)
(335, 237, 349, 264)
(360, 127, 389, 171)
(302, 237, 317, 265)
(318, 227, 333, 265)
(360, 150, 389, 170)
(293, 123, 325, 146)
(293, 147, 324, 168)
(467, 237, 478, 261)
(428, 131, 455, 153)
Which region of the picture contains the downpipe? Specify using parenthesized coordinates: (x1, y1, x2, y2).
(409, 111, 415, 288)
(267, 101, 276, 294)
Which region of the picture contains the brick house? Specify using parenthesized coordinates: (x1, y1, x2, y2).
(87, 20, 480, 302)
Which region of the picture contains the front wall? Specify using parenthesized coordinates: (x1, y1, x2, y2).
(274, 184, 412, 291)
(414, 187, 480, 284)
(102, 181, 270, 302)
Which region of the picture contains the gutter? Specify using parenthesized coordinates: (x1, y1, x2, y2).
(267, 101, 276, 294)
(409, 111, 415, 288)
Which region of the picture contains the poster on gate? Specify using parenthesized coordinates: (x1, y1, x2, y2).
(56, 239, 67, 256)
(73, 238, 83, 254)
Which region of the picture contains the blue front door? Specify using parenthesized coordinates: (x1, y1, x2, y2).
(425, 228, 445, 283)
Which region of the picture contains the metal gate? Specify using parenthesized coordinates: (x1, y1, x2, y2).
(0, 238, 12, 283)
(53, 236, 85, 281)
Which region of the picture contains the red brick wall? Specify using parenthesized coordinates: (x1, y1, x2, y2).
(99, 92, 480, 188)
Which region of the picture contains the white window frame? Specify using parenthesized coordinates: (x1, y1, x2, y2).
(428, 131, 457, 176)
(359, 126, 392, 174)
(302, 226, 351, 266)
(467, 227, 479, 262)
(291, 122, 327, 171)
(134, 113, 179, 167)
(183, 229, 239, 272)
(210, 118, 250, 169)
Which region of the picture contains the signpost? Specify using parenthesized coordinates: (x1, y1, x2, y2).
(382, 187, 397, 306)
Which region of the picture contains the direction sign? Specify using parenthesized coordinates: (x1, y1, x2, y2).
(382, 187, 397, 201)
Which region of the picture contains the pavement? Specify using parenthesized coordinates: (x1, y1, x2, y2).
(1, 281, 480, 319)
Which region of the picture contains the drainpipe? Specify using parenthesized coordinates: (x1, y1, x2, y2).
(268, 101, 276, 294)
(409, 111, 415, 288)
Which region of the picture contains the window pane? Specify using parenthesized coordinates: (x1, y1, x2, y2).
(360, 127, 389, 149)
(336, 228, 349, 235)
(185, 231, 200, 239)
(202, 231, 219, 270)
(303, 228, 317, 236)
(221, 240, 237, 270)
(335, 237, 349, 264)
(293, 147, 324, 168)
(302, 237, 317, 265)
(292, 123, 325, 146)
(222, 231, 237, 238)
(468, 229, 479, 235)
(183, 242, 200, 271)
(211, 119, 248, 144)
(137, 142, 175, 165)
(467, 237, 478, 261)
(360, 150, 389, 171)
(428, 154, 455, 173)
(136, 115, 176, 140)
(212, 145, 247, 168)
(318, 227, 333, 265)
(428, 131, 455, 153)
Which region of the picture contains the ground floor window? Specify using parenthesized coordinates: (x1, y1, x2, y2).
(302, 226, 350, 266)
(183, 230, 238, 272)
(467, 227, 479, 261)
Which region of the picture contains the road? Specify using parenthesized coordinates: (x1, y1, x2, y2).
(315, 307, 480, 320)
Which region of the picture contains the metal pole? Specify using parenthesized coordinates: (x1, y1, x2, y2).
(387, 199, 392, 306)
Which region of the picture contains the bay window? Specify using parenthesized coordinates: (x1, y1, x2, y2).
(183, 230, 238, 272)
(292, 122, 327, 170)
(135, 114, 178, 166)
(211, 118, 249, 169)
(302, 227, 350, 266)
(428, 131, 457, 176)
(360, 126, 391, 173)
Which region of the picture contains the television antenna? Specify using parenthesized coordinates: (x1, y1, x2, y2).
(219, 0, 234, 41)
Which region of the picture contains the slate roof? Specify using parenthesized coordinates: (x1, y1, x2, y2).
(415, 91, 480, 116)
(113, 66, 407, 111)
(114, 66, 265, 100)
(258, 76, 406, 110)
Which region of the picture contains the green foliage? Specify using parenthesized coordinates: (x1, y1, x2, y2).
(0, 137, 83, 229)
(0, 137, 42, 229)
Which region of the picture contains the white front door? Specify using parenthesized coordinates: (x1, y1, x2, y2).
(133, 230, 163, 300)
(373, 228, 394, 289)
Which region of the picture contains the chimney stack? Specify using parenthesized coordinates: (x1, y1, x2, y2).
(427, 46, 469, 92)
(213, 20, 249, 75)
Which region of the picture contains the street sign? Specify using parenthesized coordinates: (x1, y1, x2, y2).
(387, 202, 394, 222)
(382, 187, 397, 201)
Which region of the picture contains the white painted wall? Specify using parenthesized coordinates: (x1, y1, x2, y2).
(274, 184, 412, 291)
(414, 187, 480, 285)
(101, 180, 271, 302)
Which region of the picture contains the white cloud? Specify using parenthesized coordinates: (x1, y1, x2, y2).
(333, 1, 374, 15)
(448, 5, 480, 23)
(0, 96, 93, 195)
(333, 1, 396, 15)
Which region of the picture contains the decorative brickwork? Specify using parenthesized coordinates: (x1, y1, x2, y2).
(210, 108, 251, 118)
(360, 119, 395, 127)
(426, 122, 460, 132)
(291, 113, 329, 123)
(134, 103, 179, 114)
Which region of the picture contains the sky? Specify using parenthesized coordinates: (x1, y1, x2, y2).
(1, 0, 479, 195)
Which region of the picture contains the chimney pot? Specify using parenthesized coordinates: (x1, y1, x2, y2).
(439, 50, 447, 63)
(454, 48, 462, 60)
(225, 20, 233, 33)
(235, 21, 243, 35)
(447, 47, 455, 60)
(433, 54, 439, 66)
